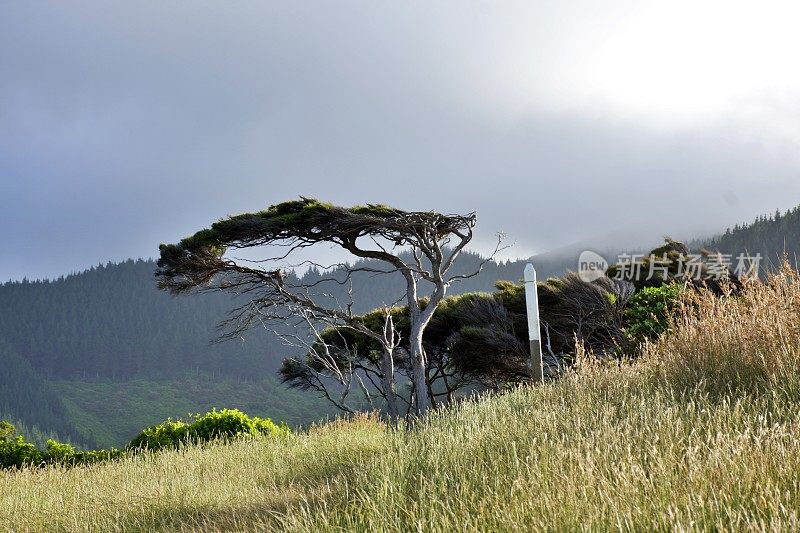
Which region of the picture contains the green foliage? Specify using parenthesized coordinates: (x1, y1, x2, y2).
(349, 203, 402, 217)
(0, 428, 40, 469)
(170, 198, 440, 258)
(188, 408, 283, 443)
(1, 408, 288, 469)
(0, 421, 122, 469)
(44, 439, 76, 462)
(0, 421, 14, 439)
(127, 419, 191, 452)
(170, 198, 342, 254)
(128, 409, 290, 452)
(624, 283, 682, 344)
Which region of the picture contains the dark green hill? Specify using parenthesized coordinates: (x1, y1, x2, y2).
(701, 205, 800, 272)
(0, 340, 85, 445)
(0, 259, 283, 380)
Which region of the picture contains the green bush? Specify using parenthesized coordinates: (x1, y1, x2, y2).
(189, 409, 257, 442)
(1, 408, 288, 469)
(624, 283, 682, 345)
(0, 431, 41, 468)
(128, 409, 290, 451)
(44, 440, 75, 462)
(0, 421, 123, 469)
(127, 419, 191, 452)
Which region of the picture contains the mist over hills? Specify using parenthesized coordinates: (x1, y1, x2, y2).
(2, 205, 798, 446)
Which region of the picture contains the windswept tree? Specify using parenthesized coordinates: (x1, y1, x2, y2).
(286, 269, 635, 412)
(156, 198, 493, 418)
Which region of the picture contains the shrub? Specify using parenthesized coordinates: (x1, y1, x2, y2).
(44, 439, 75, 462)
(0, 428, 42, 468)
(0, 422, 123, 469)
(189, 409, 257, 442)
(623, 283, 682, 345)
(128, 408, 289, 451)
(1, 408, 287, 469)
(252, 415, 289, 437)
(127, 419, 191, 452)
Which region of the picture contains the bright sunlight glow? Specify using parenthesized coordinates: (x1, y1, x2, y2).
(589, 0, 800, 126)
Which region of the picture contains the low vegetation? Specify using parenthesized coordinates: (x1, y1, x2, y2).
(622, 282, 682, 345)
(3, 265, 800, 531)
(128, 408, 289, 452)
(0, 421, 122, 470)
(0, 409, 288, 470)
(53, 376, 331, 448)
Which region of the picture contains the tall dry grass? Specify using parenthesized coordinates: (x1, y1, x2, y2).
(651, 264, 800, 396)
(3, 266, 800, 531)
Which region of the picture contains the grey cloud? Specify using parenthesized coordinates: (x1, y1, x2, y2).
(1, 1, 798, 280)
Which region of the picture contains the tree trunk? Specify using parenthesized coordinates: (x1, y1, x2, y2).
(380, 346, 399, 426)
(410, 322, 431, 417)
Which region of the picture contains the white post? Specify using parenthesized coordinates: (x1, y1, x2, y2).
(524, 263, 544, 383)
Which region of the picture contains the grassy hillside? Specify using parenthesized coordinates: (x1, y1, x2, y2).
(4, 268, 800, 531)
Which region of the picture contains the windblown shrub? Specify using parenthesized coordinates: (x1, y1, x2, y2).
(128, 408, 289, 451)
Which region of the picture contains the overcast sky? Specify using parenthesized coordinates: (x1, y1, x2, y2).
(2, 1, 800, 281)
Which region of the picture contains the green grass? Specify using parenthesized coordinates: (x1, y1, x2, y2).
(4, 365, 800, 531)
(52, 376, 336, 448)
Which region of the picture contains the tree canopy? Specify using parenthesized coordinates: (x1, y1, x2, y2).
(157, 198, 475, 293)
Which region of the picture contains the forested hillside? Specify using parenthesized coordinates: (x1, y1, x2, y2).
(0, 341, 79, 444)
(703, 205, 800, 270)
(0, 260, 282, 380)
